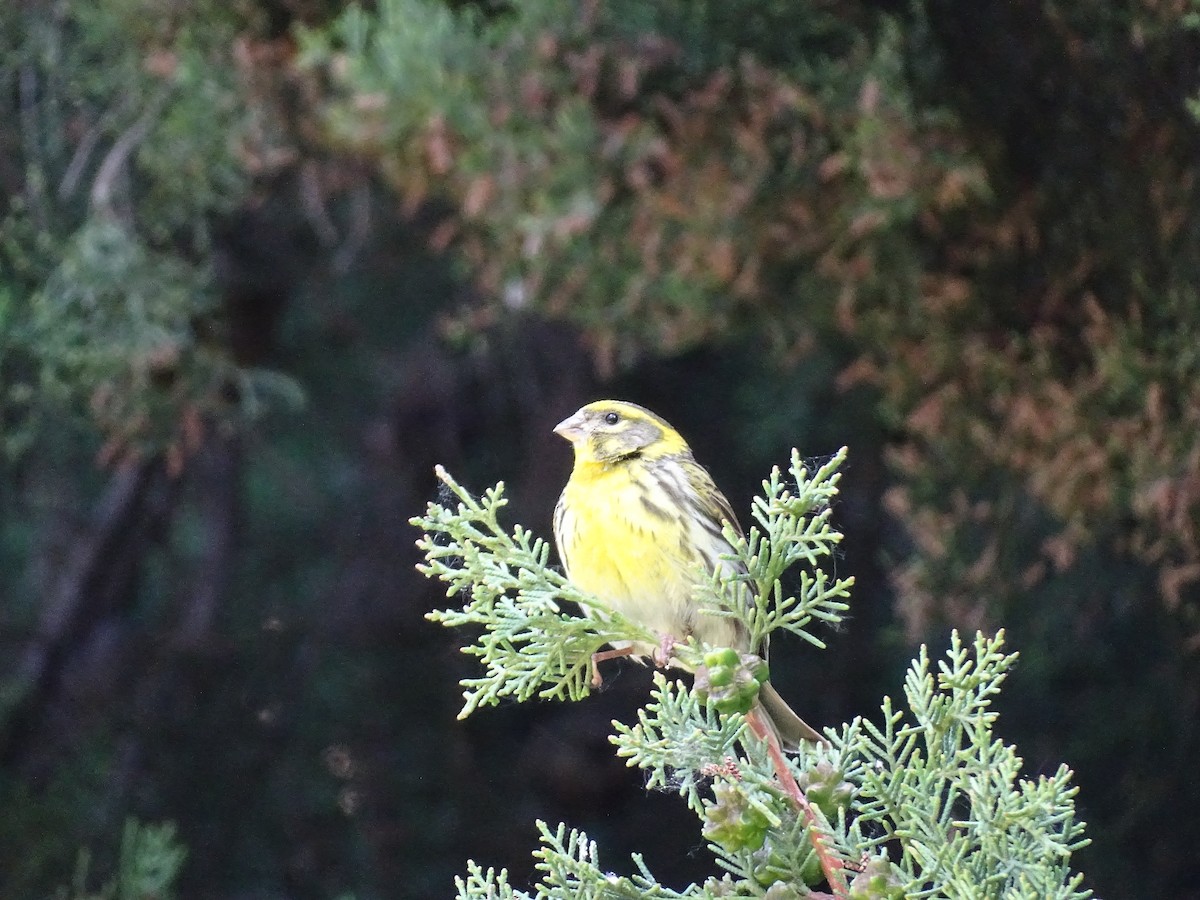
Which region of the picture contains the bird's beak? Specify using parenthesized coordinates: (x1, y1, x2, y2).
(553, 411, 587, 443)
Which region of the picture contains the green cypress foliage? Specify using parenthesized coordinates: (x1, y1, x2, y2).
(415, 451, 1091, 899)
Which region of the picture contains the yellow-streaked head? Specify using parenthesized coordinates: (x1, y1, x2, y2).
(553, 400, 690, 464)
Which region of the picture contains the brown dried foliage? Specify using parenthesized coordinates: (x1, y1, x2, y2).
(299, 4, 1200, 632)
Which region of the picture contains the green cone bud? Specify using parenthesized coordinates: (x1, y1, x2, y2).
(751, 841, 824, 889)
(797, 762, 855, 819)
(763, 882, 803, 900)
(848, 857, 906, 900)
(695, 650, 770, 716)
(702, 780, 771, 853)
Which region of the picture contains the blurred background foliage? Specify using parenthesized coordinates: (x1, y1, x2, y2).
(1, 0, 1198, 897)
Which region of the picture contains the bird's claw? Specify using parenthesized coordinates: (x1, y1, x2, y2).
(590, 646, 635, 687)
(653, 632, 678, 668)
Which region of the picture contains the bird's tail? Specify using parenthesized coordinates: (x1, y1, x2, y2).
(758, 681, 826, 749)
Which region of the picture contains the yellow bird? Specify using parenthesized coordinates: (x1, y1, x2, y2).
(552, 399, 823, 747)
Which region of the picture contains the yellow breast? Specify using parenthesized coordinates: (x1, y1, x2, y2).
(555, 458, 740, 651)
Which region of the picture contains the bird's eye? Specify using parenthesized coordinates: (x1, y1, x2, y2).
(604, 412, 619, 425)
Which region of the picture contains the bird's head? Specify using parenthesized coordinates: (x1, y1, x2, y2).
(553, 400, 689, 464)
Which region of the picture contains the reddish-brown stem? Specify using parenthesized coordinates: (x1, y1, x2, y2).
(747, 708, 849, 900)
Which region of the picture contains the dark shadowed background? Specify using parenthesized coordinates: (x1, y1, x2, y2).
(2, 1, 1199, 897)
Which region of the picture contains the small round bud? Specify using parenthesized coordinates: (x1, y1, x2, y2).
(703, 647, 742, 670)
(702, 781, 771, 853)
(848, 857, 906, 900)
(694, 650, 771, 716)
(763, 882, 803, 900)
(797, 762, 855, 819)
(751, 841, 824, 889)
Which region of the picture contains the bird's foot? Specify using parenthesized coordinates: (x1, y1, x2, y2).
(653, 632, 679, 668)
(590, 646, 635, 687)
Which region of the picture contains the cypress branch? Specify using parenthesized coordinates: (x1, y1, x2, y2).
(413, 450, 1092, 899)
